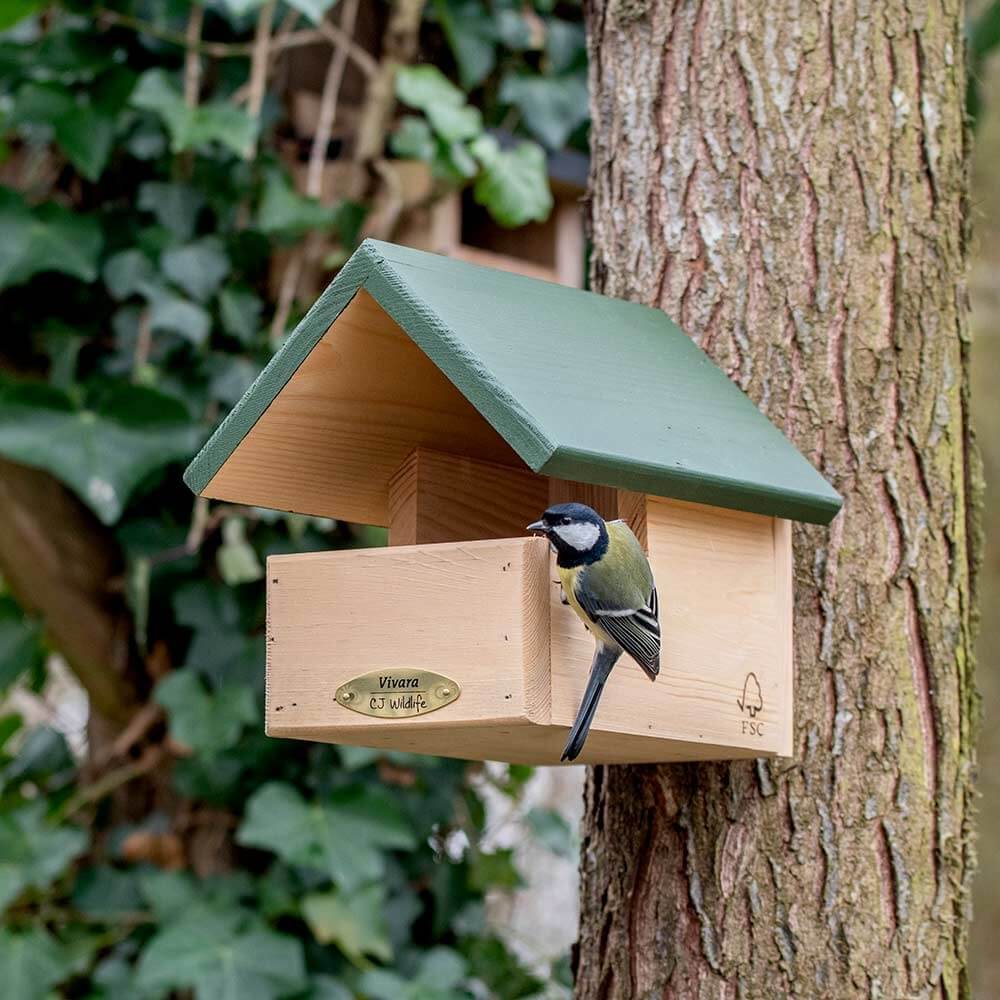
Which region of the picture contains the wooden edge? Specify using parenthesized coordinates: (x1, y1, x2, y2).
(774, 517, 795, 758)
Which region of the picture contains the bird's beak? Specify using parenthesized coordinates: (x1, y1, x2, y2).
(526, 520, 548, 536)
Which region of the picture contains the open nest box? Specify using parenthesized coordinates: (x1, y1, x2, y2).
(185, 240, 841, 765)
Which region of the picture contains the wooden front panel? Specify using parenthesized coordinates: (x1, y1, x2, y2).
(203, 290, 524, 525)
(266, 536, 551, 742)
(549, 497, 792, 757)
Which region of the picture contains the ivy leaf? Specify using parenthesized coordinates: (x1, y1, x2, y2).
(137, 181, 205, 240)
(219, 287, 264, 344)
(0, 189, 102, 290)
(136, 904, 307, 1000)
(0, 379, 200, 524)
(162, 237, 230, 302)
(217, 517, 264, 584)
(359, 947, 467, 1000)
(155, 669, 258, 756)
(302, 884, 393, 966)
(0, 928, 72, 1000)
(435, 0, 496, 89)
(426, 103, 483, 142)
(0, 0, 45, 31)
(395, 65, 465, 112)
(545, 19, 587, 74)
(237, 783, 416, 891)
(131, 70, 257, 156)
(499, 73, 589, 149)
(257, 172, 339, 236)
(103, 249, 155, 301)
(524, 806, 576, 858)
(146, 288, 212, 345)
(469, 848, 522, 891)
(0, 596, 45, 692)
(390, 116, 436, 161)
(0, 803, 87, 911)
(469, 136, 552, 227)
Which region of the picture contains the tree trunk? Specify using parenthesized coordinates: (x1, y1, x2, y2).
(577, 1, 980, 997)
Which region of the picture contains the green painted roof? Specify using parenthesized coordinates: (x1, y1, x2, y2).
(185, 239, 841, 524)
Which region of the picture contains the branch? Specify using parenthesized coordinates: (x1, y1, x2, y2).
(306, 0, 360, 197)
(183, 4, 204, 107)
(243, 1, 275, 160)
(0, 458, 138, 723)
(353, 0, 427, 166)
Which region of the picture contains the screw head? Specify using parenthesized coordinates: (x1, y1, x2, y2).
(340, 690, 355, 702)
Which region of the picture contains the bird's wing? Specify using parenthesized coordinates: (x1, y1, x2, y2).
(573, 523, 660, 678)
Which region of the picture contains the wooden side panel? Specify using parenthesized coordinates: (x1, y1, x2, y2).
(203, 290, 524, 525)
(266, 536, 551, 738)
(387, 449, 549, 546)
(549, 496, 789, 756)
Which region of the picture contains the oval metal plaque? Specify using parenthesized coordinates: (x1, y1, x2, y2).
(335, 669, 461, 719)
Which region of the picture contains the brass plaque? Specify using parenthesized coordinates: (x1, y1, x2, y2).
(335, 669, 461, 719)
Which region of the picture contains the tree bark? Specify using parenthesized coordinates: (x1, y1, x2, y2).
(577, 1, 980, 997)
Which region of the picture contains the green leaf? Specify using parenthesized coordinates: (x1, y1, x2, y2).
(137, 182, 205, 240)
(0, 0, 44, 31)
(131, 70, 257, 156)
(469, 136, 553, 227)
(524, 806, 576, 858)
(545, 19, 587, 74)
(217, 517, 264, 584)
(395, 65, 465, 112)
(162, 237, 230, 302)
(0, 928, 72, 1000)
(257, 171, 339, 235)
(435, 0, 496, 89)
(499, 72, 589, 149)
(0, 596, 44, 692)
(155, 669, 258, 755)
(71, 865, 144, 920)
(426, 103, 483, 142)
(146, 288, 212, 345)
(0, 803, 87, 911)
(219, 287, 264, 344)
(237, 783, 416, 891)
(0, 189, 103, 290)
(302, 884, 392, 965)
(103, 249, 155, 301)
(0, 379, 200, 524)
(390, 116, 436, 161)
(469, 848, 522, 891)
(136, 904, 307, 1000)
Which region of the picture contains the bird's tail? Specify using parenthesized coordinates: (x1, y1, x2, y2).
(561, 644, 622, 762)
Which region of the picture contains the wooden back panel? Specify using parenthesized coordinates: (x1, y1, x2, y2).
(203, 290, 524, 525)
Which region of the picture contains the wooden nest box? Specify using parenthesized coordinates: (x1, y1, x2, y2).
(185, 240, 841, 765)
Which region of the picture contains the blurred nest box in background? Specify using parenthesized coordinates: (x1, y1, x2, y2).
(186, 240, 841, 765)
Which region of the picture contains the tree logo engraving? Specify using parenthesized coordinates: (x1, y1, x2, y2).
(737, 672, 764, 718)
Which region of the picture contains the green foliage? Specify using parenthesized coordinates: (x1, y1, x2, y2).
(0, 3, 578, 996)
(969, 3, 1000, 124)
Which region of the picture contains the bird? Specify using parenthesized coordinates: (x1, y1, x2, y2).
(527, 502, 660, 762)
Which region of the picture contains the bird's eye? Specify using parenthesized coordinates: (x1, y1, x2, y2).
(561, 516, 572, 525)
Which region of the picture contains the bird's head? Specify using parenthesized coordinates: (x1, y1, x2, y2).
(527, 502, 609, 566)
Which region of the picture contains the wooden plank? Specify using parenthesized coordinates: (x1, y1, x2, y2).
(549, 496, 789, 756)
(387, 449, 550, 546)
(266, 536, 552, 737)
(553, 199, 585, 288)
(203, 290, 524, 525)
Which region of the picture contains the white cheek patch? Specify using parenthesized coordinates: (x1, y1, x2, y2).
(553, 521, 601, 551)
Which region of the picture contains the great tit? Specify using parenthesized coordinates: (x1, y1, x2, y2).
(527, 502, 660, 762)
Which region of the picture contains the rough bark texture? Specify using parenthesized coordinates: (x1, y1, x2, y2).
(577, 1, 980, 997)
